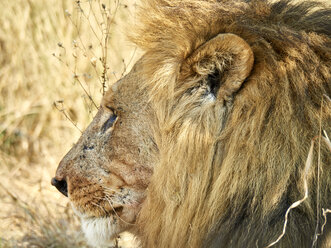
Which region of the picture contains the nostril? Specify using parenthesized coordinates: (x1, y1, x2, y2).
(51, 177, 68, 197)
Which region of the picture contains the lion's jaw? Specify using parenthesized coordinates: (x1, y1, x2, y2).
(74, 205, 137, 247)
(81, 216, 119, 247)
(70, 182, 142, 246)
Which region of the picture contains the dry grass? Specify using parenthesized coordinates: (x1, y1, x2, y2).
(0, 0, 138, 247)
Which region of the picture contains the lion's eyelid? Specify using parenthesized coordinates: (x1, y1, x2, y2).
(101, 114, 117, 133)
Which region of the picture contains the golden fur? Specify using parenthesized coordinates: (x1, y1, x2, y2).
(132, 0, 331, 247)
(53, 0, 331, 247)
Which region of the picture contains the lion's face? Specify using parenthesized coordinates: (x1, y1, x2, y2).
(52, 60, 157, 245)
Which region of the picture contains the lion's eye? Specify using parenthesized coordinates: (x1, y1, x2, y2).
(101, 113, 117, 132)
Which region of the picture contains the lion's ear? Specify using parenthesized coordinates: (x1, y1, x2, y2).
(181, 33, 254, 102)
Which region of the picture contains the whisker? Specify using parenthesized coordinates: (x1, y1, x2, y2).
(92, 196, 105, 200)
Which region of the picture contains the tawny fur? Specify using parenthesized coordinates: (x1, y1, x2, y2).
(131, 0, 331, 247)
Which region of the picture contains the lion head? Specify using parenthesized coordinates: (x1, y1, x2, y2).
(52, 0, 331, 247)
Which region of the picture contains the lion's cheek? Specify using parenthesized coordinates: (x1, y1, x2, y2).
(121, 205, 140, 224)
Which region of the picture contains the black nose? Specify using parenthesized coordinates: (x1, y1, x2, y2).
(51, 177, 68, 197)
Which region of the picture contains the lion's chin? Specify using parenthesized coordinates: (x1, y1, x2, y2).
(81, 217, 120, 247)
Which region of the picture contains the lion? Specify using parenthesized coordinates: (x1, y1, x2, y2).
(52, 0, 331, 247)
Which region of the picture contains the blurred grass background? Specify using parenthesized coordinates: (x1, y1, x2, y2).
(0, 0, 138, 246)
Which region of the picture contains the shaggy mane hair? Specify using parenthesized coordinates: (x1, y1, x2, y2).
(130, 0, 331, 247)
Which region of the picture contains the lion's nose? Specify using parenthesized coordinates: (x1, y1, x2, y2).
(51, 177, 68, 197)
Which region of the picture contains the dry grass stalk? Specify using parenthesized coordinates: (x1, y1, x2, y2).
(267, 95, 330, 248)
(320, 208, 331, 236)
(266, 139, 314, 248)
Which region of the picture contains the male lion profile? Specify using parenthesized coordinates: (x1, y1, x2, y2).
(52, 0, 331, 247)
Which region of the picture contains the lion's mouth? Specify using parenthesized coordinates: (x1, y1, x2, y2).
(70, 202, 124, 218)
(109, 206, 124, 216)
(83, 206, 124, 219)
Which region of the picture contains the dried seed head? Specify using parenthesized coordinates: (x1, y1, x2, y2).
(83, 73, 92, 79)
(72, 40, 77, 47)
(90, 57, 97, 67)
(65, 9, 71, 16)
